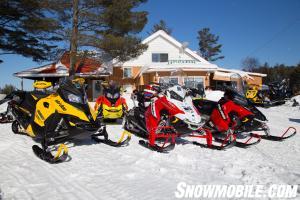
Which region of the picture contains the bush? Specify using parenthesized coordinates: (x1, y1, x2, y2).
(0, 84, 16, 94)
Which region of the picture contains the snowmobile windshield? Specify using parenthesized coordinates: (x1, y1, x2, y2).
(224, 73, 250, 106)
(104, 85, 121, 103)
(168, 85, 186, 102)
(229, 73, 246, 96)
(58, 78, 86, 105)
(224, 87, 249, 107)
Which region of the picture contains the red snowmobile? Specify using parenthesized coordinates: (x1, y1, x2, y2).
(123, 84, 235, 152)
(193, 75, 296, 147)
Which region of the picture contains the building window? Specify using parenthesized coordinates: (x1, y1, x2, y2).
(152, 53, 168, 62)
(123, 67, 132, 78)
(184, 76, 204, 90)
(159, 76, 179, 85)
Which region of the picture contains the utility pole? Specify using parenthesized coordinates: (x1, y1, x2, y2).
(21, 78, 23, 91)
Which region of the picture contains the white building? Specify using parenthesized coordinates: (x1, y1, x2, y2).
(108, 30, 266, 93)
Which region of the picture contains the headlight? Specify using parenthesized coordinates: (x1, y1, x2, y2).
(113, 93, 120, 99)
(106, 93, 113, 98)
(68, 93, 82, 104)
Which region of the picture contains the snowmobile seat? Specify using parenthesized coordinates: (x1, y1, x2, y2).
(193, 99, 217, 116)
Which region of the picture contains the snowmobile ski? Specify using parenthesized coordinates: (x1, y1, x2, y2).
(139, 140, 175, 153)
(193, 132, 237, 150)
(214, 133, 261, 148)
(92, 128, 131, 147)
(192, 139, 236, 150)
(32, 144, 69, 164)
(259, 127, 296, 141)
(234, 133, 261, 148)
(0, 113, 13, 123)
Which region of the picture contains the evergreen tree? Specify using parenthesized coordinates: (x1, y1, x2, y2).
(250, 62, 300, 94)
(149, 20, 172, 35)
(1, 0, 148, 77)
(197, 28, 224, 61)
(289, 64, 300, 94)
(48, 0, 148, 77)
(0, 0, 63, 63)
(0, 84, 16, 94)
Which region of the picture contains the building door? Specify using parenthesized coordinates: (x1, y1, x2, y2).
(92, 80, 103, 101)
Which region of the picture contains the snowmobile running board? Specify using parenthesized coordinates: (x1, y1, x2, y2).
(32, 144, 69, 164)
(260, 127, 296, 141)
(192, 140, 236, 150)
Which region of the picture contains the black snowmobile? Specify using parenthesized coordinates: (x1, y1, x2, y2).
(6, 78, 130, 163)
(267, 79, 292, 104)
(246, 79, 292, 107)
(0, 94, 14, 123)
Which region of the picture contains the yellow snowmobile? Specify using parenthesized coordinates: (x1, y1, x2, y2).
(245, 85, 265, 105)
(94, 82, 128, 121)
(8, 78, 131, 163)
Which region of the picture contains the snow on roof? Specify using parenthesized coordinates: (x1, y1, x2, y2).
(14, 52, 111, 79)
(216, 67, 267, 78)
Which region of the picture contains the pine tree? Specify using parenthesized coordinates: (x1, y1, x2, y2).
(149, 20, 172, 35)
(0, 84, 16, 94)
(0, 0, 148, 77)
(0, 0, 63, 63)
(290, 64, 300, 94)
(48, 0, 148, 77)
(197, 28, 224, 61)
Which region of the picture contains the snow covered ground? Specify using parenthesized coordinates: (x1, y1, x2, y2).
(0, 94, 299, 200)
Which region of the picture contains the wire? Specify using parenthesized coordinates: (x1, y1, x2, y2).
(247, 18, 300, 57)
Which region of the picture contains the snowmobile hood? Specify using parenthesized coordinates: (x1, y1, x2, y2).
(225, 87, 267, 121)
(168, 95, 202, 126)
(57, 79, 97, 122)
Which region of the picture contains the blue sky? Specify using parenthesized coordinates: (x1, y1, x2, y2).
(1, 0, 300, 90)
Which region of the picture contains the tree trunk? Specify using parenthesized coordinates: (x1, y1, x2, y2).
(69, 0, 79, 79)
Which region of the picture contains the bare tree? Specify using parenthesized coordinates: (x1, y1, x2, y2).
(241, 57, 260, 72)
